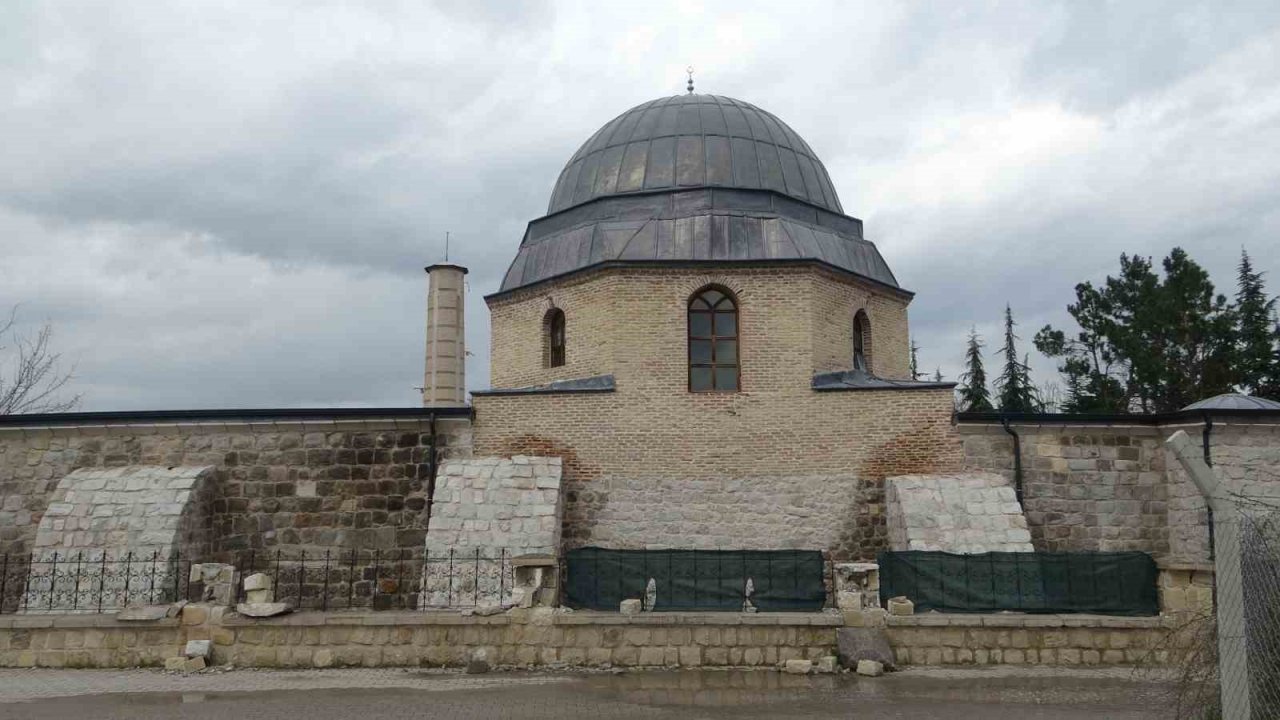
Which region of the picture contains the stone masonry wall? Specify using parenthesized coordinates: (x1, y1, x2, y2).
(1165, 422, 1280, 562)
(959, 420, 1280, 563)
(885, 473, 1033, 553)
(21, 466, 217, 612)
(421, 456, 562, 608)
(959, 424, 1169, 556)
(0, 416, 472, 560)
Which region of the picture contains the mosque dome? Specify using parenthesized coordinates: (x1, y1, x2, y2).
(546, 94, 843, 215)
(496, 94, 900, 296)
(1183, 393, 1280, 411)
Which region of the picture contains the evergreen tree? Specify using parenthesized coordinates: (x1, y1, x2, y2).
(909, 338, 921, 381)
(1236, 249, 1279, 396)
(1036, 248, 1236, 413)
(957, 327, 994, 412)
(933, 367, 944, 383)
(994, 305, 1040, 412)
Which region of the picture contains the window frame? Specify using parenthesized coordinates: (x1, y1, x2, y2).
(687, 285, 740, 393)
(853, 309, 870, 372)
(546, 308, 566, 368)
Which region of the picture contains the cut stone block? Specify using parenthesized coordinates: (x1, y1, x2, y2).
(164, 656, 187, 671)
(183, 640, 211, 659)
(815, 656, 839, 674)
(856, 659, 884, 677)
(783, 659, 813, 675)
(245, 589, 274, 604)
(243, 573, 271, 592)
(887, 596, 914, 616)
(236, 602, 291, 618)
(117, 605, 170, 621)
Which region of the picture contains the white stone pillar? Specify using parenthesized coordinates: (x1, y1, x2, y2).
(423, 263, 468, 407)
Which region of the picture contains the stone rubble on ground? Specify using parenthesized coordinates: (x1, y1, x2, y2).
(856, 659, 884, 677)
(887, 596, 914, 616)
(815, 656, 839, 674)
(783, 659, 813, 675)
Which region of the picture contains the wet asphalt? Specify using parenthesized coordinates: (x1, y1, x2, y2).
(0, 668, 1172, 719)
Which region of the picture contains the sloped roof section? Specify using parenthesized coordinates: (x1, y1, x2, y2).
(1183, 393, 1280, 411)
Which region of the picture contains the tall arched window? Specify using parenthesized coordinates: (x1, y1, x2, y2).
(853, 310, 870, 372)
(688, 287, 739, 392)
(545, 308, 566, 368)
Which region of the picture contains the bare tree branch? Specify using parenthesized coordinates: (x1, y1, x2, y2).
(0, 305, 82, 415)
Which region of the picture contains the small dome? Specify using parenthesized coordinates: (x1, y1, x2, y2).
(1183, 393, 1280, 411)
(546, 94, 843, 215)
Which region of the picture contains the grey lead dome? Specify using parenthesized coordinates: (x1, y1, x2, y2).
(547, 94, 843, 215)
(495, 93, 901, 296)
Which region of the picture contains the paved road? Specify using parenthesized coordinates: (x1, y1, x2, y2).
(0, 667, 1174, 719)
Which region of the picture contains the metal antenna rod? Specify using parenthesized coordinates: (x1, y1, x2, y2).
(445, 231, 450, 262)
(686, 66, 694, 94)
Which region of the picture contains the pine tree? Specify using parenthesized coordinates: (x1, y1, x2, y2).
(933, 367, 944, 382)
(957, 327, 994, 412)
(1236, 249, 1278, 396)
(994, 305, 1040, 412)
(909, 338, 921, 381)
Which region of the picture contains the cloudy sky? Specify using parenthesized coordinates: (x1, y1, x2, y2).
(2, 0, 1279, 411)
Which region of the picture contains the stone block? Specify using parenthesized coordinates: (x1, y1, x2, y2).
(183, 640, 211, 659)
(855, 659, 884, 677)
(236, 602, 291, 618)
(243, 573, 272, 592)
(837, 627, 895, 669)
(815, 656, 838, 674)
(784, 658, 812, 674)
(619, 599, 642, 615)
(887, 597, 914, 616)
(246, 589, 274, 604)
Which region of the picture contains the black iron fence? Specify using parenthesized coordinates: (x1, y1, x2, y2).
(0, 548, 516, 614)
(564, 547, 829, 612)
(0, 551, 189, 614)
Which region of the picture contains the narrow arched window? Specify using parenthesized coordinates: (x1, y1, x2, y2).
(688, 287, 739, 392)
(853, 310, 870, 372)
(546, 308, 566, 368)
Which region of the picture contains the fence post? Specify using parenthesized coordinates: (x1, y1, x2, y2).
(0, 554, 7, 614)
(1167, 430, 1252, 720)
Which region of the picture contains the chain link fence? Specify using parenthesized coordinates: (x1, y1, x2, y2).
(1216, 496, 1280, 718)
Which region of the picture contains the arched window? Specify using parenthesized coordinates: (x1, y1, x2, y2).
(545, 308, 566, 368)
(853, 310, 870, 372)
(688, 287, 739, 392)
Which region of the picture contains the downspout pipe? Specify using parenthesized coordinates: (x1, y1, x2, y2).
(1202, 411, 1215, 562)
(1001, 416, 1024, 505)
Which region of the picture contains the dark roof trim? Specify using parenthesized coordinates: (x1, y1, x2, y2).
(811, 369, 955, 392)
(485, 258, 915, 303)
(957, 409, 1280, 426)
(0, 406, 473, 428)
(471, 374, 617, 397)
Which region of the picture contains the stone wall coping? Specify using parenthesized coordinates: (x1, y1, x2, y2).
(1157, 561, 1215, 572)
(0, 415, 473, 437)
(885, 613, 1170, 629)
(0, 614, 182, 629)
(218, 610, 843, 628)
(956, 423, 1162, 436)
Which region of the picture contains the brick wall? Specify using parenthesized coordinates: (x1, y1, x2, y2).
(473, 388, 961, 559)
(0, 416, 472, 559)
(486, 265, 912, 391)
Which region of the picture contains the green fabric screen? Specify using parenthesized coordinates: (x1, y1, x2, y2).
(877, 550, 1159, 616)
(565, 547, 826, 612)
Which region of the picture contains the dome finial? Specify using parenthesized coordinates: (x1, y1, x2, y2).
(686, 66, 694, 94)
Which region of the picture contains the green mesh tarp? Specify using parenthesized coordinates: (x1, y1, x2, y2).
(565, 547, 826, 612)
(877, 551, 1159, 616)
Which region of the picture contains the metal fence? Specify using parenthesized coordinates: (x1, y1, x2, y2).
(0, 548, 516, 614)
(1215, 497, 1280, 719)
(0, 550, 187, 614)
